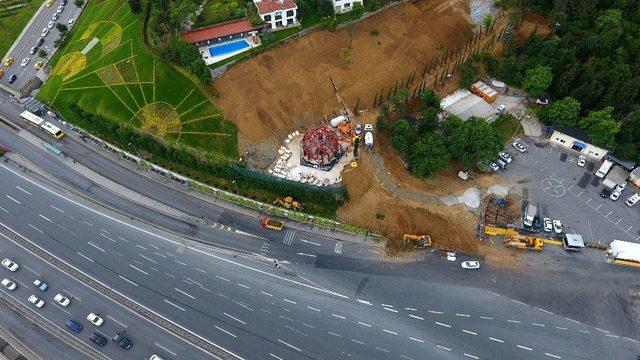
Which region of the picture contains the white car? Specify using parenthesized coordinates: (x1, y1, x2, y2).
(33, 279, 48, 291)
(150, 355, 164, 360)
(552, 219, 563, 234)
(20, 57, 30, 67)
(495, 104, 506, 114)
(512, 141, 526, 153)
(543, 217, 552, 232)
(56, 5, 63, 13)
(1, 259, 19, 272)
(498, 151, 512, 163)
(617, 182, 627, 191)
(489, 162, 499, 172)
(610, 188, 622, 201)
(354, 123, 362, 135)
(461, 261, 480, 269)
(67, 18, 75, 26)
(1, 278, 17, 291)
(536, 98, 549, 105)
(626, 193, 640, 207)
(364, 123, 373, 132)
(28, 295, 45, 308)
(47, 20, 55, 29)
(86, 312, 104, 326)
(41, 28, 49, 37)
(52, 13, 59, 21)
(577, 155, 586, 167)
(54, 293, 71, 307)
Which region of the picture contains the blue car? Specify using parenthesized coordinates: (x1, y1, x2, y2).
(65, 320, 83, 333)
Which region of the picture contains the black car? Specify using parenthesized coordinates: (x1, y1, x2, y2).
(600, 187, 612, 198)
(112, 333, 132, 350)
(532, 216, 542, 230)
(37, 37, 45, 46)
(8, 74, 17, 84)
(89, 333, 107, 347)
(29, 46, 38, 55)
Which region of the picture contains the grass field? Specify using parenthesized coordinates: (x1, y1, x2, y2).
(38, 0, 237, 157)
(492, 113, 524, 144)
(0, 0, 40, 57)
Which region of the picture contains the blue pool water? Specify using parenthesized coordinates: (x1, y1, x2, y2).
(209, 40, 249, 57)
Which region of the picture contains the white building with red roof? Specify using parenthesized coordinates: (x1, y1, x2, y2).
(253, 0, 298, 30)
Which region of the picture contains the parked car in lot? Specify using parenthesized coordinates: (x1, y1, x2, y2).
(37, 37, 45, 46)
(8, 74, 17, 84)
(54, 294, 71, 307)
(3, 57, 14, 67)
(47, 20, 55, 29)
(87, 312, 104, 326)
(499, 151, 512, 163)
(67, 18, 75, 26)
(355, 123, 362, 135)
(1, 278, 17, 291)
(52, 13, 59, 21)
(600, 187, 612, 198)
(41, 28, 49, 37)
(65, 320, 82, 333)
(33, 279, 48, 291)
(533, 216, 542, 230)
(90, 333, 107, 347)
(1, 259, 19, 272)
(56, 5, 64, 13)
(626, 193, 640, 207)
(20, 57, 30, 67)
(553, 219, 563, 234)
(543, 217, 553, 232)
(28, 295, 45, 308)
(495, 104, 506, 114)
(29, 46, 38, 55)
(495, 158, 507, 170)
(577, 155, 586, 167)
(461, 261, 480, 269)
(34, 61, 43, 70)
(489, 162, 499, 172)
(610, 188, 622, 201)
(150, 355, 164, 360)
(617, 182, 627, 191)
(512, 141, 527, 153)
(112, 333, 132, 349)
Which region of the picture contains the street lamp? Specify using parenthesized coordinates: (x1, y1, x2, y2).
(127, 143, 141, 158)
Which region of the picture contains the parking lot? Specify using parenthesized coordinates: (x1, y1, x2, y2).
(499, 137, 640, 246)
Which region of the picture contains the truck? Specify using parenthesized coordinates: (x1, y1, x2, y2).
(606, 240, 640, 268)
(503, 235, 543, 251)
(260, 217, 283, 231)
(403, 234, 432, 249)
(523, 204, 537, 227)
(595, 159, 614, 178)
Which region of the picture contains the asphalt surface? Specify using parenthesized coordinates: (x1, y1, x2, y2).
(1, 0, 80, 92)
(1, 155, 640, 359)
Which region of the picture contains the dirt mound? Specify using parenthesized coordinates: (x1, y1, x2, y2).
(517, 11, 551, 41)
(338, 155, 480, 255)
(214, 0, 472, 150)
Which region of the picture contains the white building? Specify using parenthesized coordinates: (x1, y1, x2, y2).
(549, 125, 608, 160)
(332, 0, 362, 14)
(253, 0, 298, 30)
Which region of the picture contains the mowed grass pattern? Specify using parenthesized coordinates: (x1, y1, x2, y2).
(38, 0, 237, 157)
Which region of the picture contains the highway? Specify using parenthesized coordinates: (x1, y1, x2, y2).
(1, 154, 639, 359)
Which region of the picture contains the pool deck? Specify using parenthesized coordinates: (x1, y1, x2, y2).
(199, 36, 261, 65)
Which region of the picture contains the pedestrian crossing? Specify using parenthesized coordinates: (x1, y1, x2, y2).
(283, 230, 296, 245)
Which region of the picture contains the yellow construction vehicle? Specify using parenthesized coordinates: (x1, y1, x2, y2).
(503, 235, 543, 252)
(273, 196, 304, 211)
(403, 234, 432, 249)
(261, 217, 283, 231)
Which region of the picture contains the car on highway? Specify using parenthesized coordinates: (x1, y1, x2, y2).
(34, 61, 43, 70)
(45, 0, 54, 6)
(47, 20, 55, 29)
(461, 261, 480, 269)
(499, 151, 512, 163)
(89, 333, 107, 347)
(54, 294, 71, 307)
(626, 193, 640, 207)
(56, 5, 64, 13)
(1, 259, 19, 272)
(3, 57, 14, 67)
(37, 37, 45, 46)
(553, 219, 563, 234)
(600, 187, 612, 198)
(29, 46, 38, 55)
(33, 279, 48, 291)
(28, 295, 45, 308)
(86, 312, 104, 326)
(41, 28, 49, 37)
(577, 155, 586, 167)
(20, 57, 30, 67)
(1, 278, 17, 291)
(512, 141, 527, 153)
(112, 333, 132, 350)
(543, 217, 553, 232)
(65, 320, 82, 333)
(8, 74, 17, 84)
(68, 18, 75, 26)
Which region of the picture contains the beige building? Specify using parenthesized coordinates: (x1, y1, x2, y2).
(549, 126, 608, 160)
(630, 167, 640, 188)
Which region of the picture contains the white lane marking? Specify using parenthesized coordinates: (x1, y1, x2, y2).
(83, 221, 93, 226)
(376, 347, 390, 353)
(117, 237, 129, 243)
(218, 293, 229, 299)
(260, 291, 273, 297)
(233, 301, 253, 312)
(133, 244, 146, 250)
(185, 277, 203, 287)
(579, 330, 590, 334)
(479, 316, 493, 320)
(328, 331, 341, 337)
(605, 334, 619, 339)
(194, 267, 207, 274)
(489, 337, 504, 343)
(154, 343, 177, 357)
(539, 308, 554, 315)
(129, 264, 148, 275)
(268, 354, 283, 360)
(213, 325, 237, 337)
(306, 306, 321, 312)
(381, 304, 393, 308)
(383, 329, 397, 335)
(351, 339, 365, 345)
(565, 317, 581, 324)
(464, 354, 479, 359)
(16, 186, 32, 195)
(100, 233, 116, 242)
(624, 337, 640, 344)
(595, 327, 610, 334)
(165, 273, 175, 278)
(164, 299, 186, 312)
(357, 321, 371, 327)
(555, 326, 567, 330)
(404, 308, 417, 311)
(139, 253, 158, 264)
(517, 345, 533, 351)
(0, 206, 8, 213)
(456, 313, 470, 317)
(545, 353, 562, 359)
(28, 224, 43, 233)
(278, 315, 294, 322)
(224, 312, 246, 325)
(331, 314, 345, 320)
(175, 288, 195, 300)
(435, 345, 451, 351)
(6, 195, 21, 205)
(215, 276, 229, 282)
(38, 214, 53, 223)
(507, 320, 521, 323)
(99, 229, 110, 234)
(154, 252, 166, 258)
(435, 322, 451, 328)
(532, 323, 545, 327)
(237, 283, 250, 290)
(149, 244, 159, 250)
(302, 323, 314, 329)
(299, 239, 321, 246)
(277, 339, 301, 352)
(118, 275, 138, 287)
(87, 242, 105, 252)
(409, 314, 424, 320)
(285, 325, 308, 337)
(409, 337, 424, 343)
(357, 299, 372, 305)
(429, 310, 443, 314)
(175, 260, 187, 266)
(107, 315, 126, 327)
(462, 329, 477, 335)
(76, 252, 94, 262)
(512, 299, 526, 306)
(384, 307, 398, 313)
(23, 265, 38, 275)
(283, 299, 296, 305)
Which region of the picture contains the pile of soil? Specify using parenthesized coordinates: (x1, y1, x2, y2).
(214, 0, 473, 151)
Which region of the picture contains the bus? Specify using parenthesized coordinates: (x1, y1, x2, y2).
(41, 122, 65, 140)
(20, 110, 44, 127)
(19, 110, 65, 140)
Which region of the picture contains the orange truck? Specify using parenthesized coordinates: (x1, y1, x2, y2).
(261, 217, 283, 231)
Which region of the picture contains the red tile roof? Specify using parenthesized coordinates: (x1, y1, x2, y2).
(254, 0, 297, 15)
(181, 19, 258, 43)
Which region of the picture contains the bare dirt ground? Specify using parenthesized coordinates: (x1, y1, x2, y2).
(517, 11, 551, 41)
(214, 0, 474, 153)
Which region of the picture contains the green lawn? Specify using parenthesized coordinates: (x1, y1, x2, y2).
(0, 0, 40, 57)
(195, 0, 245, 27)
(492, 113, 523, 144)
(38, 0, 237, 157)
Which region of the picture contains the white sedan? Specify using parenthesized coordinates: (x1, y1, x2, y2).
(1, 259, 19, 272)
(1, 278, 17, 291)
(553, 219, 563, 234)
(87, 312, 104, 326)
(512, 141, 526, 153)
(577, 155, 586, 167)
(461, 261, 480, 269)
(626, 193, 640, 207)
(28, 295, 45, 308)
(543, 217, 553, 232)
(610, 188, 622, 201)
(54, 294, 71, 307)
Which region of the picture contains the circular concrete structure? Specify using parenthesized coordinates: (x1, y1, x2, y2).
(300, 125, 342, 167)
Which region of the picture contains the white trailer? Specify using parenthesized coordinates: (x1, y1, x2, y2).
(607, 240, 640, 268)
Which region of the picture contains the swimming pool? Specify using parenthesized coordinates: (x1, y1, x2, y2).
(209, 40, 250, 57)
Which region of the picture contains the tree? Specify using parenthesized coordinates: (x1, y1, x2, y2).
(459, 61, 480, 88)
(408, 135, 450, 178)
(390, 119, 414, 157)
(38, 49, 48, 58)
(447, 117, 502, 169)
(350, 2, 365, 20)
(522, 64, 553, 98)
(317, 0, 334, 17)
(482, 13, 494, 30)
(55, 23, 68, 34)
(128, 0, 142, 13)
(579, 107, 621, 150)
(538, 97, 581, 126)
(390, 88, 409, 114)
(417, 107, 438, 136)
(594, 9, 623, 46)
(74, 0, 84, 7)
(420, 89, 440, 110)
(340, 47, 351, 64)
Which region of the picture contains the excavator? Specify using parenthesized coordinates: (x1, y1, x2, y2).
(273, 196, 304, 211)
(403, 234, 432, 249)
(503, 235, 543, 252)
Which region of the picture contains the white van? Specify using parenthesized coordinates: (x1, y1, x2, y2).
(595, 160, 613, 178)
(562, 234, 585, 252)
